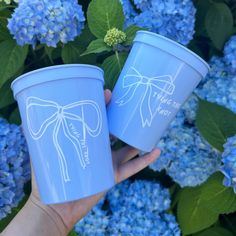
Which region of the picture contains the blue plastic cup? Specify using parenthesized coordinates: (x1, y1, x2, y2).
(107, 31, 210, 152)
(11, 64, 115, 204)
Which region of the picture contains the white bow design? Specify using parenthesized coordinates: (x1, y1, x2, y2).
(26, 96, 102, 182)
(116, 67, 176, 127)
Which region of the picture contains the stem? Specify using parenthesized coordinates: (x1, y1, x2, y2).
(115, 51, 121, 71)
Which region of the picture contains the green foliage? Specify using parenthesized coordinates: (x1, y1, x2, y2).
(9, 107, 21, 125)
(178, 173, 236, 235)
(194, 226, 234, 236)
(196, 99, 236, 152)
(81, 39, 112, 56)
(67, 230, 77, 236)
(0, 80, 15, 109)
(62, 40, 84, 63)
(124, 25, 144, 46)
(205, 2, 234, 50)
(192, 0, 235, 59)
(0, 40, 28, 89)
(62, 25, 97, 64)
(102, 52, 128, 89)
(87, 0, 124, 38)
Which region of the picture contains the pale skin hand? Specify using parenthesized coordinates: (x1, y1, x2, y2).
(2, 90, 160, 236)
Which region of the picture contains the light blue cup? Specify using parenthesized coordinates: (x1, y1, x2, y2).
(11, 64, 115, 204)
(107, 31, 210, 152)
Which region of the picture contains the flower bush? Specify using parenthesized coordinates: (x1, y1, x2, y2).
(0, 0, 236, 235)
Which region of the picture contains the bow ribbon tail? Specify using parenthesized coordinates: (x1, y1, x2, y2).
(116, 84, 139, 106)
(140, 85, 154, 127)
(53, 119, 71, 182)
(62, 119, 86, 169)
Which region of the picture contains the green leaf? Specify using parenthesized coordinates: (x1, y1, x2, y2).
(194, 0, 212, 36)
(205, 2, 234, 50)
(0, 25, 11, 41)
(0, 80, 15, 109)
(177, 173, 236, 235)
(177, 185, 218, 235)
(81, 39, 111, 56)
(0, 40, 28, 89)
(196, 99, 236, 152)
(44, 46, 55, 64)
(9, 107, 21, 125)
(0, 64, 26, 109)
(62, 26, 97, 64)
(102, 52, 128, 90)
(87, 0, 124, 38)
(67, 230, 77, 236)
(195, 227, 233, 236)
(62, 41, 82, 64)
(124, 25, 143, 45)
(200, 173, 236, 215)
(0, 9, 11, 25)
(62, 39, 97, 64)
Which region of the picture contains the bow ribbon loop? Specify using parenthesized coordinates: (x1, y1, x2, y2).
(116, 67, 176, 127)
(26, 96, 102, 182)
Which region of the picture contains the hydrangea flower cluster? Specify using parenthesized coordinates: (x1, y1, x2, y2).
(119, 0, 137, 27)
(108, 180, 180, 235)
(224, 35, 236, 74)
(107, 179, 170, 213)
(221, 135, 236, 193)
(196, 57, 236, 115)
(74, 198, 109, 236)
(104, 28, 126, 47)
(195, 36, 236, 115)
(0, 118, 30, 220)
(8, 0, 85, 47)
(75, 180, 180, 235)
(120, 0, 196, 45)
(169, 95, 198, 129)
(109, 210, 180, 235)
(172, 53, 236, 129)
(150, 126, 221, 187)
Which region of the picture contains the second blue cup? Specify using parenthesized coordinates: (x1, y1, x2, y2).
(107, 31, 210, 152)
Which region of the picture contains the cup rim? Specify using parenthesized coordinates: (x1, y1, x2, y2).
(134, 31, 210, 77)
(11, 64, 104, 99)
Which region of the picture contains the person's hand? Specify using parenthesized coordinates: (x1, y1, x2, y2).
(3, 90, 160, 236)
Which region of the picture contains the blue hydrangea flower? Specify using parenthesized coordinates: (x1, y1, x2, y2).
(133, 0, 150, 11)
(150, 125, 221, 187)
(109, 210, 180, 236)
(0, 118, 30, 220)
(224, 35, 236, 74)
(8, 0, 85, 47)
(130, 0, 196, 45)
(179, 56, 236, 124)
(221, 135, 236, 193)
(119, 0, 137, 27)
(168, 109, 185, 129)
(74, 197, 109, 236)
(196, 66, 236, 112)
(180, 95, 199, 124)
(75, 180, 180, 235)
(107, 180, 170, 213)
(168, 95, 199, 129)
